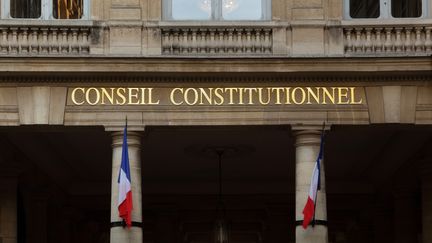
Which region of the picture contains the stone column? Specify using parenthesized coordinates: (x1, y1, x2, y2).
(0, 175, 18, 243)
(110, 131, 143, 243)
(295, 130, 328, 243)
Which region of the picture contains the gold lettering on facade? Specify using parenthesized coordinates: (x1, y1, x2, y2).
(140, 88, 147, 104)
(244, 88, 256, 105)
(306, 87, 320, 104)
(214, 88, 224, 105)
(184, 88, 199, 106)
(70, 87, 365, 106)
(350, 87, 363, 104)
(170, 88, 183, 105)
(101, 88, 115, 105)
(337, 87, 350, 104)
(71, 87, 85, 105)
(322, 87, 336, 104)
(224, 88, 237, 105)
(128, 88, 140, 105)
(199, 88, 213, 105)
(285, 88, 291, 104)
(258, 88, 271, 105)
(147, 88, 160, 105)
(116, 88, 127, 105)
(86, 88, 100, 105)
(271, 87, 284, 105)
(291, 87, 306, 105)
(238, 88, 244, 105)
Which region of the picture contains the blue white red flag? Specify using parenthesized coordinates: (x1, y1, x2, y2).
(118, 124, 133, 228)
(302, 133, 324, 229)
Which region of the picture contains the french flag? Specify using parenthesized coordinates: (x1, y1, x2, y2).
(118, 124, 133, 228)
(302, 133, 324, 229)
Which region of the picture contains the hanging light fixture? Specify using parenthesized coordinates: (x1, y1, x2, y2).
(214, 149, 230, 243)
(185, 144, 254, 243)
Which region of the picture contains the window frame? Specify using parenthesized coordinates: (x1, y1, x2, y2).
(1, 0, 90, 20)
(163, 0, 272, 21)
(344, 0, 428, 19)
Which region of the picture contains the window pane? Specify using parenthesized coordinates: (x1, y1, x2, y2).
(171, 0, 212, 20)
(392, 0, 421, 17)
(10, 0, 41, 18)
(53, 0, 84, 19)
(349, 0, 379, 18)
(222, 0, 263, 20)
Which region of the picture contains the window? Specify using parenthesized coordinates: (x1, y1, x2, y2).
(53, 0, 84, 19)
(171, 0, 211, 20)
(349, 0, 380, 18)
(346, 0, 426, 19)
(11, 0, 41, 18)
(164, 0, 271, 21)
(2, 0, 88, 19)
(391, 0, 422, 17)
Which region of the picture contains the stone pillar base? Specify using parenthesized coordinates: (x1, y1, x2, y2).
(110, 227, 143, 243)
(296, 225, 329, 243)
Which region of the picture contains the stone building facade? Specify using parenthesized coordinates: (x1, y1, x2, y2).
(0, 0, 431, 243)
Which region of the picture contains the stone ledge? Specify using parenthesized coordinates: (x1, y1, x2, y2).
(0, 19, 94, 27)
(342, 19, 432, 27)
(0, 56, 431, 73)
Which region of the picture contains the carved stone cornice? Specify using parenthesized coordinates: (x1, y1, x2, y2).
(0, 57, 431, 75)
(111, 131, 143, 148)
(0, 72, 431, 84)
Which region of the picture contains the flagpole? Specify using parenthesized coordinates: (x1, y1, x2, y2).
(312, 122, 326, 227)
(121, 115, 128, 228)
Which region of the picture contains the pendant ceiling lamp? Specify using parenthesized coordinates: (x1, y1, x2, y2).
(185, 144, 254, 243)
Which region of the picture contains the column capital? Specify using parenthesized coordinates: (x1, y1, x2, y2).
(291, 124, 331, 132)
(293, 130, 322, 147)
(105, 125, 145, 132)
(111, 131, 142, 148)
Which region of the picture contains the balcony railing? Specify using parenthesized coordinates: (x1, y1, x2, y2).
(342, 20, 432, 56)
(1, 19, 432, 57)
(0, 20, 92, 56)
(160, 23, 273, 56)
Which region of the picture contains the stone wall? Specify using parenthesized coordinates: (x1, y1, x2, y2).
(0, 77, 430, 129)
(0, 0, 431, 57)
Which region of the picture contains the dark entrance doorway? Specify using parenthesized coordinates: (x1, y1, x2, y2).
(0, 125, 431, 243)
(141, 126, 295, 243)
(0, 126, 112, 243)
